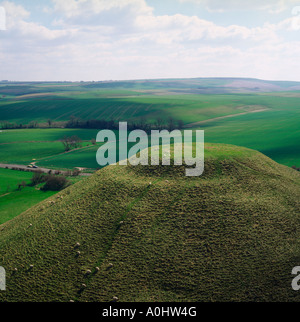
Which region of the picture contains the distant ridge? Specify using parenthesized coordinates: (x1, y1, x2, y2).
(2, 77, 300, 93)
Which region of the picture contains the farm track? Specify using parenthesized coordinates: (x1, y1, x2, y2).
(185, 108, 269, 128)
(0, 140, 59, 145)
(0, 163, 92, 176)
(0, 139, 94, 146)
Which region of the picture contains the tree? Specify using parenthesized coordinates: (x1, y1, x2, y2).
(47, 119, 52, 127)
(28, 121, 38, 128)
(72, 168, 80, 176)
(41, 176, 69, 191)
(61, 135, 82, 152)
(167, 117, 176, 131)
(155, 118, 164, 130)
(17, 181, 27, 190)
(30, 171, 47, 186)
(177, 120, 184, 130)
(66, 115, 81, 128)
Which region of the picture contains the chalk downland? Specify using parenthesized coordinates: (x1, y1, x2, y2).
(0, 143, 300, 302)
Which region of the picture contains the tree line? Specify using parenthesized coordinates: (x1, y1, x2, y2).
(1, 115, 185, 132)
(65, 115, 184, 132)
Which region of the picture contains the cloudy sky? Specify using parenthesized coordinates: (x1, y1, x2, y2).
(0, 0, 300, 81)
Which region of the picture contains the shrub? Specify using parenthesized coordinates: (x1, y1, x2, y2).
(17, 181, 27, 190)
(41, 175, 69, 192)
(30, 171, 47, 186)
(72, 169, 80, 176)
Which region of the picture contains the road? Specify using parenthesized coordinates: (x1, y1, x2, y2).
(0, 163, 93, 177)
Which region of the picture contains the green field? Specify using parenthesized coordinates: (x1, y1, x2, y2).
(0, 128, 100, 143)
(200, 96, 300, 167)
(0, 129, 101, 168)
(0, 168, 84, 224)
(1, 79, 300, 228)
(1, 80, 300, 171)
(0, 187, 56, 225)
(0, 168, 57, 224)
(0, 93, 262, 124)
(1, 79, 300, 302)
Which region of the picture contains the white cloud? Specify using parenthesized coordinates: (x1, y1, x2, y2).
(0, 0, 300, 81)
(1, 0, 29, 28)
(52, 0, 152, 22)
(179, 0, 300, 13)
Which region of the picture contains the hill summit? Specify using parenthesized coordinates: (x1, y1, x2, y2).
(1, 143, 300, 302)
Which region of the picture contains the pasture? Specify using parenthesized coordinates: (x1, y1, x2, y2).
(1, 81, 300, 170)
(1, 91, 300, 169)
(0, 168, 85, 224)
(0, 80, 300, 231)
(201, 95, 300, 167)
(0, 168, 56, 224)
(0, 89, 276, 125)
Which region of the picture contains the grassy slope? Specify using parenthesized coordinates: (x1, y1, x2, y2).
(0, 143, 300, 302)
(203, 98, 300, 167)
(0, 94, 252, 124)
(0, 168, 83, 224)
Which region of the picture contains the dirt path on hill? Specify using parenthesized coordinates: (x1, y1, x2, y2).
(185, 108, 269, 128)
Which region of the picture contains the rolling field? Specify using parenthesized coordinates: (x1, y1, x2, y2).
(1, 79, 300, 301)
(0, 129, 137, 170)
(0, 168, 84, 224)
(0, 187, 56, 225)
(0, 93, 263, 124)
(202, 101, 300, 167)
(2, 90, 300, 169)
(0, 168, 34, 195)
(0, 129, 101, 168)
(37, 144, 101, 170)
(3, 79, 297, 125)
(1, 79, 300, 228)
(0, 168, 57, 224)
(0, 128, 100, 143)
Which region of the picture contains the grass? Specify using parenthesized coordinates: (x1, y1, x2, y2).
(0, 187, 56, 225)
(1, 80, 300, 302)
(0, 168, 85, 224)
(0, 129, 101, 168)
(0, 128, 100, 144)
(0, 168, 57, 224)
(0, 89, 281, 125)
(201, 105, 300, 167)
(1, 80, 300, 169)
(0, 168, 33, 195)
(0, 144, 300, 302)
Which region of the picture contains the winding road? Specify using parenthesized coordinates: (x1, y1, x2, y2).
(0, 163, 92, 176)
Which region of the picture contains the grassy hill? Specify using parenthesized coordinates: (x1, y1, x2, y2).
(0, 143, 300, 302)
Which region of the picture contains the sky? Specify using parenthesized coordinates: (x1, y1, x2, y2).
(0, 0, 300, 81)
